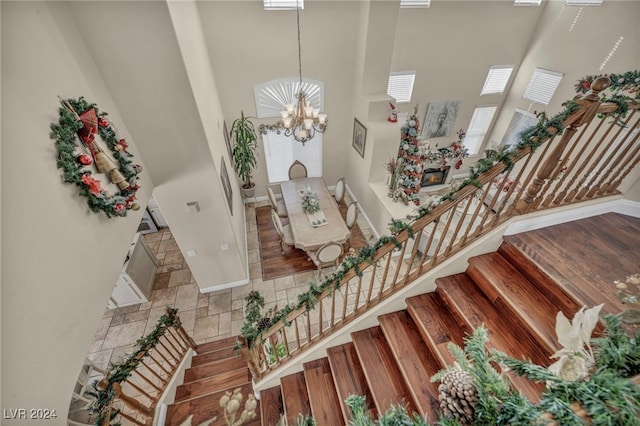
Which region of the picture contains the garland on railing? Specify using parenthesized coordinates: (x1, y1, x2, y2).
(237, 73, 636, 356)
(86, 308, 183, 425)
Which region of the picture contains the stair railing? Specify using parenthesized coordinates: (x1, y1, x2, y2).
(240, 76, 640, 382)
(86, 308, 196, 426)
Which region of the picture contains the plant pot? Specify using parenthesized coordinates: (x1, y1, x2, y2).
(241, 184, 256, 200)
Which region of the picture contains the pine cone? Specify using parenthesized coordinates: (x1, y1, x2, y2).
(257, 317, 272, 332)
(438, 368, 478, 425)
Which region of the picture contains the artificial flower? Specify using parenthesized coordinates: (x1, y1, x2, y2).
(81, 174, 103, 195)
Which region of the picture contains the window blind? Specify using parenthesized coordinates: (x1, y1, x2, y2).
(262, 131, 322, 183)
(263, 0, 303, 10)
(464, 106, 497, 155)
(387, 72, 416, 103)
(501, 108, 539, 148)
(400, 0, 431, 8)
(481, 66, 514, 95)
(523, 68, 564, 106)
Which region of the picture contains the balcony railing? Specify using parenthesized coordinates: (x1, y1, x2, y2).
(238, 76, 640, 383)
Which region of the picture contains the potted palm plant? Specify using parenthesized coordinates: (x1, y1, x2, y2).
(230, 111, 258, 199)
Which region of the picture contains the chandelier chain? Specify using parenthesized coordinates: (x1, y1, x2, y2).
(296, 2, 303, 87)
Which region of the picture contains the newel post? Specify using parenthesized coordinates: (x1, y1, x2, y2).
(515, 76, 611, 214)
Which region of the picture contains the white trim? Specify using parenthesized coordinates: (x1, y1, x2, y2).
(199, 277, 250, 294)
(153, 348, 195, 426)
(505, 198, 638, 235)
(346, 183, 380, 240)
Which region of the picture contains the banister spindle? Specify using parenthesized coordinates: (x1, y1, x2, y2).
(516, 76, 611, 214)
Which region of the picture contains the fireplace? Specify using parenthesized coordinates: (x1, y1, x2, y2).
(421, 165, 450, 187)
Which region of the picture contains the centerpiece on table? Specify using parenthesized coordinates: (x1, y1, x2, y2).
(299, 186, 327, 227)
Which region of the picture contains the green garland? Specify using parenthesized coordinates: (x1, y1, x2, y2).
(50, 96, 141, 218)
(238, 72, 636, 354)
(86, 308, 183, 425)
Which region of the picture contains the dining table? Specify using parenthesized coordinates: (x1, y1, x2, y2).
(279, 177, 350, 254)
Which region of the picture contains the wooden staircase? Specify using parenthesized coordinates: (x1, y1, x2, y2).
(258, 237, 586, 425)
(165, 212, 638, 425)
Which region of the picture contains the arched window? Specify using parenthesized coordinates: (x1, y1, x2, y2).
(255, 77, 325, 183)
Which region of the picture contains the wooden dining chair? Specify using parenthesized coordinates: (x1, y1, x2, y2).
(271, 209, 295, 255)
(309, 241, 343, 279)
(345, 201, 359, 248)
(334, 177, 345, 205)
(267, 185, 288, 218)
(288, 160, 308, 180)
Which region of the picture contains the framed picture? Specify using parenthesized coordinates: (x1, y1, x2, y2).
(352, 118, 367, 158)
(220, 157, 233, 215)
(421, 100, 461, 139)
(223, 120, 233, 159)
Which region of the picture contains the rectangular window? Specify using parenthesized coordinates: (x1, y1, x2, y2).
(514, 0, 542, 5)
(501, 108, 539, 148)
(263, 0, 303, 10)
(566, 0, 603, 6)
(400, 0, 431, 7)
(387, 72, 416, 103)
(464, 106, 497, 155)
(523, 68, 564, 106)
(262, 131, 322, 183)
(481, 66, 514, 95)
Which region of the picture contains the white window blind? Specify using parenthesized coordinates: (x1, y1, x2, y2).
(514, 0, 542, 5)
(501, 108, 539, 148)
(264, 0, 303, 10)
(464, 106, 497, 155)
(254, 78, 323, 118)
(566, 0, 603, 6)
(262, 131, 322, 183)
(481, 66, 514, 95)
(400, 0, 431, 7)
(387, 72, 416, 103)
(523, 68, 564, 106)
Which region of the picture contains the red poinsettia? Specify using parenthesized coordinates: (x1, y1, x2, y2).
(81, 174, 103, 195)
(98, 116, 110, 127)
(77, 154, 93, 166)
(113, 203, 126, 215)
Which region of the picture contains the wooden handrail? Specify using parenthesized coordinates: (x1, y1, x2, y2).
(85, 308, 196, 426)
(239, 77, 640, 383)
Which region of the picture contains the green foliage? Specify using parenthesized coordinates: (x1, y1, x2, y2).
(230, 111, 259, 188)
(86, 308, 183, 425)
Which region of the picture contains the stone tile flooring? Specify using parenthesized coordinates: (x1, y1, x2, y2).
(86, 198, 374, 371)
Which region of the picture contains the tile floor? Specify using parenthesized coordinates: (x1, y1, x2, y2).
(86, 197, 374, 371)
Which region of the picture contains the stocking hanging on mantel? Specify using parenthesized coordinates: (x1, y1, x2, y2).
(396, 106, 424, 205)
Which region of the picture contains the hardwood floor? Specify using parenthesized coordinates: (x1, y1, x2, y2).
(256, 202, 368, 280)
(165, 212, 640, 425)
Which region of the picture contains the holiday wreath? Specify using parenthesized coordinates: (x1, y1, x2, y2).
(50, 97, 141, 218)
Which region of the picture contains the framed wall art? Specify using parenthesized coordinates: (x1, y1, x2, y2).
(352, 118, 367, 158)
(421, 100, 461, 139)
(220, 157, 233, 215)
(223, 120, 233, 159)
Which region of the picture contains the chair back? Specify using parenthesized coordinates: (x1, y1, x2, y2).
(334, 178, 345, 204)
(346, 202, 358, 229)
(316, 241, 343, 264)
(271, 209, 284, 238)
(288, 160, 308, 180)
(267, 186, 278, 210)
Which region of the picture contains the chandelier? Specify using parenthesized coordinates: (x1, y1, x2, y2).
(278, 2, 327, 145)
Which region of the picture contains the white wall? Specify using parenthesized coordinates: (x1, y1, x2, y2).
(1, 2, 153, 421)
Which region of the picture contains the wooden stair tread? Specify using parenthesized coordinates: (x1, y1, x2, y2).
(175, 367, 252, 402)
(467, 252, 561, 355)
(303, 358, 343, 425)
(436, 273, 544, 403)
(378, 311, 441, 420)
(195, 335, 239, 355)
(406, 292, 469, 368)
(327, 342, 377, 423)
(165, 381, 258, 426)
(184, 356, 247, 383)
(280, 371, 311, 424)
(352, 326, 417, 415)
(498, 239, 580, 316)
(260, 385, 285, 426)
(190, 346, 237, 366)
